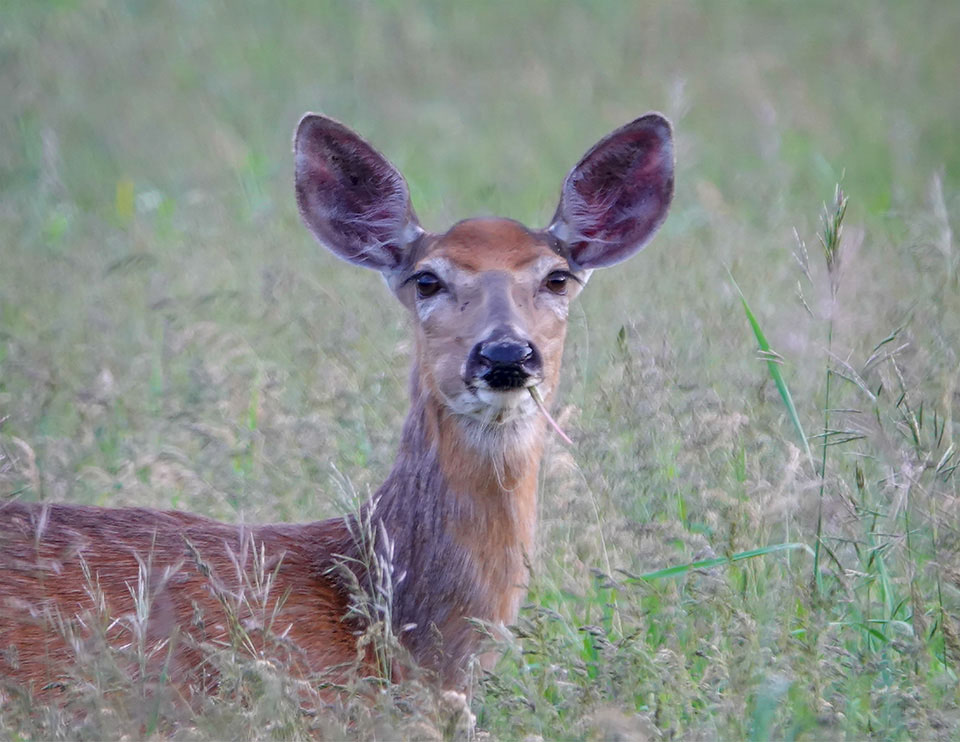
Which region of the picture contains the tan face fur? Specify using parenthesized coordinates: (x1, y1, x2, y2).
(392, 218, 585, 429)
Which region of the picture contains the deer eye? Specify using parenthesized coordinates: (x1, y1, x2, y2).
(543, 271, 570, 295)
(414, 272, 443, 299)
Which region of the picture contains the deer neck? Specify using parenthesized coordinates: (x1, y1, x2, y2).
(366, 364, 546, 673)
(402, 363, 543, 551)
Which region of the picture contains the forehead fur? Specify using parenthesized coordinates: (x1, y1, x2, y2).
(423, 218, 559, 271)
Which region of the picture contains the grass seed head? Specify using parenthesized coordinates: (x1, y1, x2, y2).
(819, 184, 849, 298)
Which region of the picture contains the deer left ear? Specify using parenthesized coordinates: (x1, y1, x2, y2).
(294, 113, 423, 272)
(547, 114, 674, 270)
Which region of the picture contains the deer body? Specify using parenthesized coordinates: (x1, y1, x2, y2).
(0, 113, 673, 696)
(0, 502, 358, 693)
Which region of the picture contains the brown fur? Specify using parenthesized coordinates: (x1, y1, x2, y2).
(424, 218, 552, 271)
(0, 501, 359, 698)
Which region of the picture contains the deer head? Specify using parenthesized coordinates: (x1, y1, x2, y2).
(294, 114, 674, 455)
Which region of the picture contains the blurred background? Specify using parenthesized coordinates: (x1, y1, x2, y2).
(1, 1, 958, 738)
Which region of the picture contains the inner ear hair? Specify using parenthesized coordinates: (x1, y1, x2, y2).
(549, 113, 674, 270)
(294, 113, 422, 272)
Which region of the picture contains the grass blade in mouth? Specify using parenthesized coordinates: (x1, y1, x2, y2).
(528, 386, 574, 446)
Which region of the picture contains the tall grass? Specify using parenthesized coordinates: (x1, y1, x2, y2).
(479, 181, 959, 739)
(2, 1, 959, 739)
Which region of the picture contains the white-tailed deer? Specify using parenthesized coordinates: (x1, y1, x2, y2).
(0, 113, 673, 697)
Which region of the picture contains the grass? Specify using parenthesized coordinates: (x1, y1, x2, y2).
(2, 1, 959, 739)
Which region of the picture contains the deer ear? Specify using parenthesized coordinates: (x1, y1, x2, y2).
(548, 114, 674, 270)
(294, 114, 423, 271)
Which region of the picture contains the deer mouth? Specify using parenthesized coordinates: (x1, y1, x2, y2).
(460, 379, 542, 425)
(480, 365, 532, 390)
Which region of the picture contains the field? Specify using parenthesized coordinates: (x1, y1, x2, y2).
(2, 1, 959, 739)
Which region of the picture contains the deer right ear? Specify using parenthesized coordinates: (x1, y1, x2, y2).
(294, 114, 423, 272)
(548, 114, 674, 270)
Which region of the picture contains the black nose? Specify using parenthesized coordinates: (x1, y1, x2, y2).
(466, 336, 542, 390)
(480, 340, 533, 366)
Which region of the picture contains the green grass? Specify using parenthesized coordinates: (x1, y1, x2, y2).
(2, 1, 959, 739)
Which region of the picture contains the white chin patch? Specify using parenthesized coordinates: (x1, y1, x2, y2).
(453, 386, 538, 425)
(448, 385, 547, 456)
(476, 387, 530, 411)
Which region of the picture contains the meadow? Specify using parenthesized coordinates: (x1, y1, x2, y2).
(1, 1, 959, 739)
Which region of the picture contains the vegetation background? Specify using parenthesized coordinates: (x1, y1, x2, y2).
(1, 1, 958, 739)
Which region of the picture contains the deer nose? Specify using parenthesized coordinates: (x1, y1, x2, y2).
(480, 340, 533, 366)
(467, 336, 542, 390)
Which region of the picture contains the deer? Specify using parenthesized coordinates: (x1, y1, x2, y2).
(0, 112, 674, 700)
